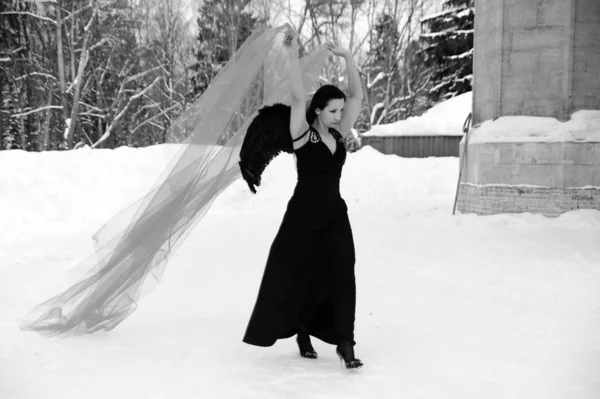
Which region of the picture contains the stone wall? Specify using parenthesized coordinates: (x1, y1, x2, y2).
(457, 184, 600, 217)
(461, 141, 600, 187)
(457, 139, 600, 215)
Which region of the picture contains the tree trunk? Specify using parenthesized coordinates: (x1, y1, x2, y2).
(349, 1, 358, 54)
(65, 2, 97, 149)
(361, 75, 372, 130)
(40, 88, 53, 151)
(56, 0, 69, 142)
(19, 117, 26, 149)
(69, 5, 76, 84)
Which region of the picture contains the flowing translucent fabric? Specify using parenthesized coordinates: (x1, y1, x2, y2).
(21, 25, 329, 337)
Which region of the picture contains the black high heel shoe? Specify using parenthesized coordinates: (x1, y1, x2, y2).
(296, 327, 317, 359)
(336, 341, 363, 369)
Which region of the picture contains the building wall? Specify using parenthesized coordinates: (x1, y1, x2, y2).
(360, 136, 462, 158)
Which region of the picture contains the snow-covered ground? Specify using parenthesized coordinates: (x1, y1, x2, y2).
(1, 145, 600, 399)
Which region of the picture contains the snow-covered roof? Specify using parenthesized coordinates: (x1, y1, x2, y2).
(362, 91, 472, 137)
(469, 110, 600, 143)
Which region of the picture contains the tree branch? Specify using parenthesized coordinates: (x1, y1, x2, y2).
(123, 64, 164, 85)
(14, 72, 58, 81)
(88, 36, 111, 52)
(79, 112, 106, 119)
(130, 103, 181, 135)
(78, 101, 103, 113)
(62, 4, 94, 23)
(91, 76, 163, 148)
(11, 106, 63, 118)
(0, 12, 56, 25)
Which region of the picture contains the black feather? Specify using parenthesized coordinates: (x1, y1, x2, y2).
(238, 103, 293, 194)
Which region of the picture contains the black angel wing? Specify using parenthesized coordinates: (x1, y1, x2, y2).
(238, 103, 293, 194)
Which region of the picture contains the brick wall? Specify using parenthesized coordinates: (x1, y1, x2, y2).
(457, 184, 600, 217)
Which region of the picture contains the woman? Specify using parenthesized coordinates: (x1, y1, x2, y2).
(242, 28, 364, 369)
(20, 26, 339, 339)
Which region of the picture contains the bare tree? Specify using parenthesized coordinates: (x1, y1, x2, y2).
(56, 0, 69, 143)
(129, 0, 195, 144)
(63, 0, 98, 148)
(91, 71, 163, 148)
(360, 0, 436, 130)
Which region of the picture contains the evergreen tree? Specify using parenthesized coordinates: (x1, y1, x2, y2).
(420, 0, 474, 102)
(191, 0, 264, 97)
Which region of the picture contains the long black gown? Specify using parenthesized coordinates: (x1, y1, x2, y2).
(243, 126, 356, 347)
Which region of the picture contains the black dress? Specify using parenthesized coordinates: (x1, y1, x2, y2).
(243, 126, 356, 347)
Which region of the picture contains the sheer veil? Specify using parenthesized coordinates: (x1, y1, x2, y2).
(21, 25, 329, 337)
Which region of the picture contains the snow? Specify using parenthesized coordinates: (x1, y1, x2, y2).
(421, 28, 473, 40)
(2, 143, 600, 399)
(62, 118, 71, 140)
(464, 182, 600, 190)
(448, 48, 473, 60)
(469, 110, 600, 143)
(362, 91, 472, 137)
(456, 8, 473, 19)
(420, 6, 468, 24)
(420, 28, 454, 39)
(461, 182, 553, 189)
(367, 71, 386, 89)
(454, 73, 473, 83)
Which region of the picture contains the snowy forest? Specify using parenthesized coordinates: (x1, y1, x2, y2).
(0, 0, 474, 151)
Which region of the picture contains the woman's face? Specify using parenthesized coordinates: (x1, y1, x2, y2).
(316, 99, 345, 129)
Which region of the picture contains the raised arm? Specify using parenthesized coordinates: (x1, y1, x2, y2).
(328, 44, 364, 138)
(284, 26, 309, 141)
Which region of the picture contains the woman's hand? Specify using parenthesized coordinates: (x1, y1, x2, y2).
(283, 23, 299, 51)
(326, 41, 351, 58)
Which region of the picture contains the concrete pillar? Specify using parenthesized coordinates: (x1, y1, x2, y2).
(457, 0, 600, 217)
(473, 0, 600, 124)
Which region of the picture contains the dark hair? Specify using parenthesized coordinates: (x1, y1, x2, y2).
(305, 84, 346, 125)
